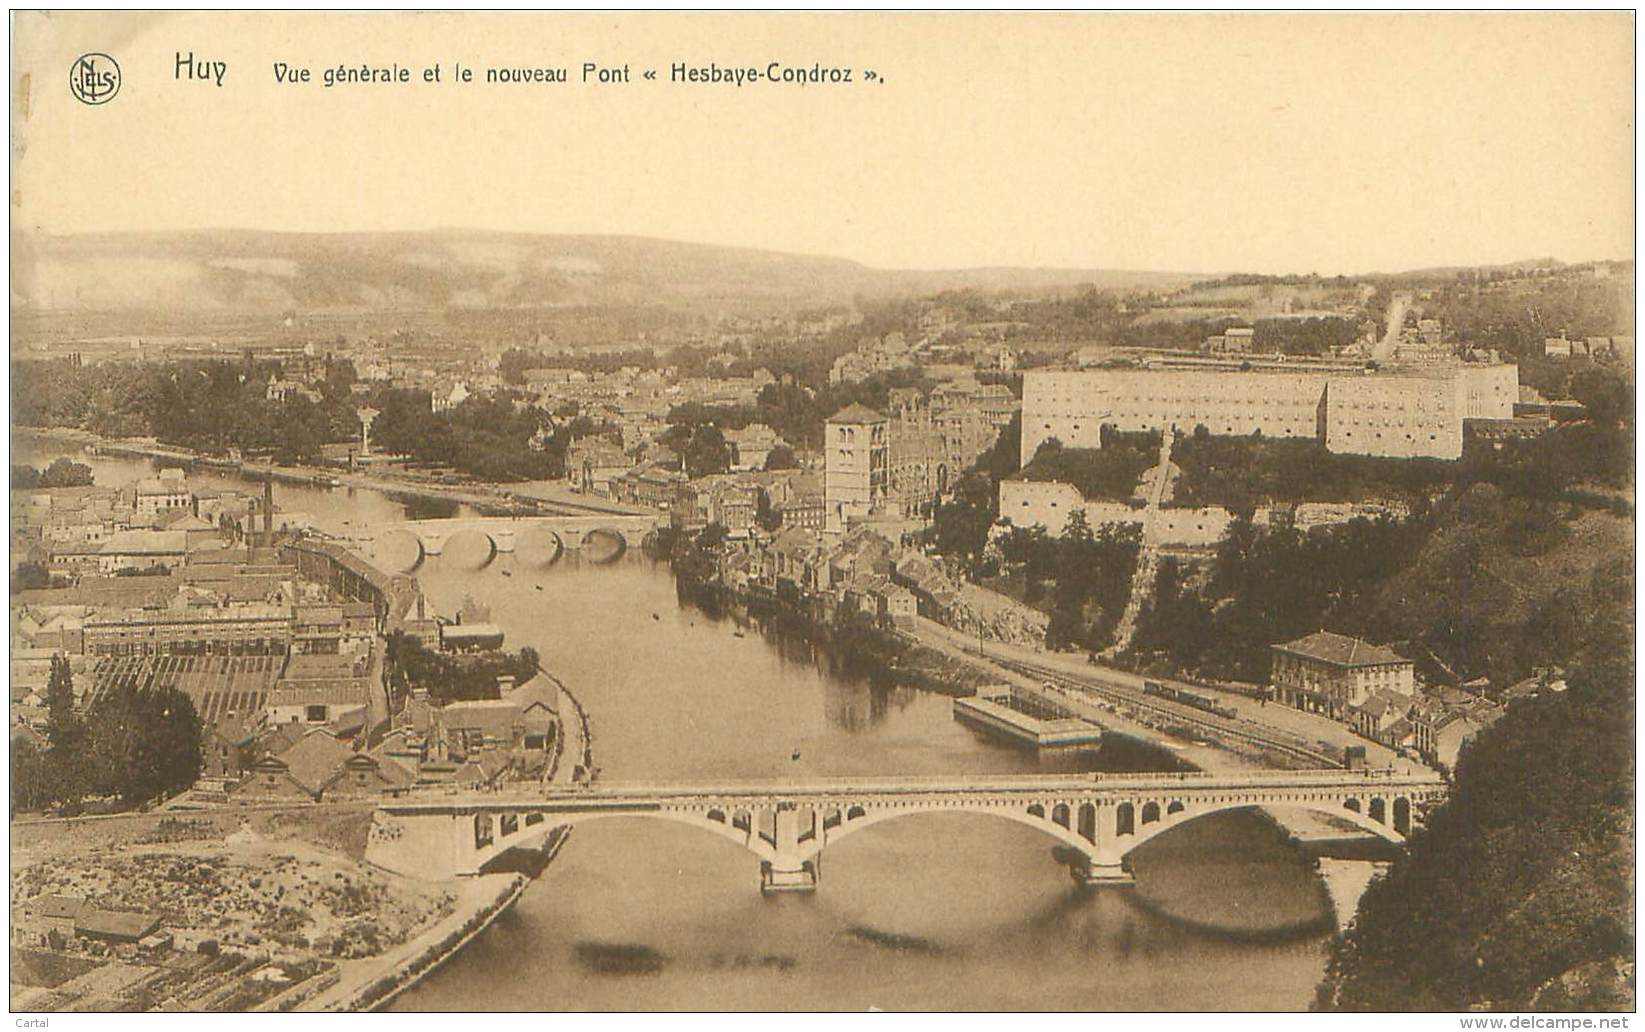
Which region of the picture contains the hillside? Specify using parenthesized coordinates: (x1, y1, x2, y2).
(1318, 648, 1635, 1011)
(9, 230, 1196, 315)
(1360, 484, 1634, 687)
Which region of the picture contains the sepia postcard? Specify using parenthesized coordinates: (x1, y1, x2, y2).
(5, 10, 1636, 1022)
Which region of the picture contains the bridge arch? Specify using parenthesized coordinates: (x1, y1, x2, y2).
(474, 808, 784, 866)
(374, 528, 426, 573)
(514, 526, 565, 567)
(1116, 795, 1413, 859)
(796, 800, 1104, 860)
(441, 528, 499, 570)
(581, 527, 628, 564)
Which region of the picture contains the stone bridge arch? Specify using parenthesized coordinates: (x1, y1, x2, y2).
(373, 527, 427, 573)
(440, 527, 500, 569)
(480, 807, 785, 866)
(803, 798, 1106, 862)
(579, 527, 628, 564)
(1110, 791, 1415, 861)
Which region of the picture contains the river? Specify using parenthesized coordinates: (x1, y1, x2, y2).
(15, 433, 1337, 1011)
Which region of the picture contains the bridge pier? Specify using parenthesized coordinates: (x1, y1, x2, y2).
(761, 860, 819, 894)
(762, 806, 819, 894)
(1075, 857, 1135, 888)
(1316, 858, 1387, 932)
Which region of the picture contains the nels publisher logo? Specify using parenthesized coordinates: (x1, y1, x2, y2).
(70, 52, 120, 105)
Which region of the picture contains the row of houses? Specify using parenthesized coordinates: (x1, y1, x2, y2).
(1270, 629, 1509, 770)
(714, 525, 930, 633)
(210, 670, 560, 801)
(1543, 335, 1633, 360)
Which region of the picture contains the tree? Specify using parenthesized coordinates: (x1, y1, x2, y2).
(11, 464, 41, 489)
(86, 685, 203, 805)
(683, 426, 732, 479)
(40, 457, 94, 487)
(1568, 367, 1633, 429)
(10, 740, 52, 815)
(754, 489, 782, 532)
(44, 654, 86, 809)
(517, 646, 541, 679)
(11, 562, 51, 591)
(763, 444, 798, 471)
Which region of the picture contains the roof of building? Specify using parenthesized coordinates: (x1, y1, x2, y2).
(827, 403, 887, 425)
(274, 729, 356, 796)
(345, 751, 416, 791)
(1274, 630, 1408, 668)
(76, 908, 162, 941)
(134, 478, 190, 496)
(442, 698, 523, 741)
(100, 529, 188, 555)
(269, 680, 371, 708)
(29, 894, 87, 920)
(442, 622, 504, 643)
(506, 673, 560, 718)
(1359, 690, 1414, 720)
(164, 514, 218, 533)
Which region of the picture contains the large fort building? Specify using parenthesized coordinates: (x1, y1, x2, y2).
(1020, 363, 1518, 464)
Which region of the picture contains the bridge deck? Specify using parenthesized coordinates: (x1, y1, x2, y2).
(379, 769, 1446, 812)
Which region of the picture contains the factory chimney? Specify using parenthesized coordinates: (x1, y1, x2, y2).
(263, 479, 274, 546)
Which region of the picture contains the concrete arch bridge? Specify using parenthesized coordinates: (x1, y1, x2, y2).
(366, 769, 1446, 893)
(353, 515, 665, 571)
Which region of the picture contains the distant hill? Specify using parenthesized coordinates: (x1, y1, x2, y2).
(10, 229, 1198, 315)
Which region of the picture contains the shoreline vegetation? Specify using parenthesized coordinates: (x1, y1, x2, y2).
(11, 425, 607, 519)
(671, 566, 995, 698)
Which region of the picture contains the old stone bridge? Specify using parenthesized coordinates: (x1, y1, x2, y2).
(350, 514, 666, 571)
(365, 769, 1446, 893)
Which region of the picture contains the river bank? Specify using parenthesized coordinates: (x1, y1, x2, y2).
(674, 569, 998, 700)
(304, 871, 529, 1012)
(322, 673, 598, 1010)
(12, 425, 650, 520)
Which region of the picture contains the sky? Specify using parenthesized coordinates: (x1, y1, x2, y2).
(10, 11, 1636, 275)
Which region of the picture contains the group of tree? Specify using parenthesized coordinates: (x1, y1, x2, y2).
(1127, 474, 1634, 690)
(656, 421, 733, 478)
(384, 633, 540, 707)
(11, 458, 95, 489)
(1169, 379, 1633, 512)
(498, 345, 674, 385)
(1125, 514, 1427, 681)
(1317, 643, 1634, 1011)
(11, 355, 362, 464)
(991, 510, 1142, 652)
(1017, 430, 1160, 502)
(11, 656, 202, 814)
(367, 389, 583, 482)
(11, 561, 57, 592)
(654, 367, 934, 460)
(1169, 431, 1456, 511)
(923, 412, 1022, 572)
(1418, 269, 1634, 364)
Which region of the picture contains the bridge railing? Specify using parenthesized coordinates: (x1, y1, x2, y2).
(378, 768, 1448, 808)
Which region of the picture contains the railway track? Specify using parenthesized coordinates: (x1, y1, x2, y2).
(989, 656, 1343, 768)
